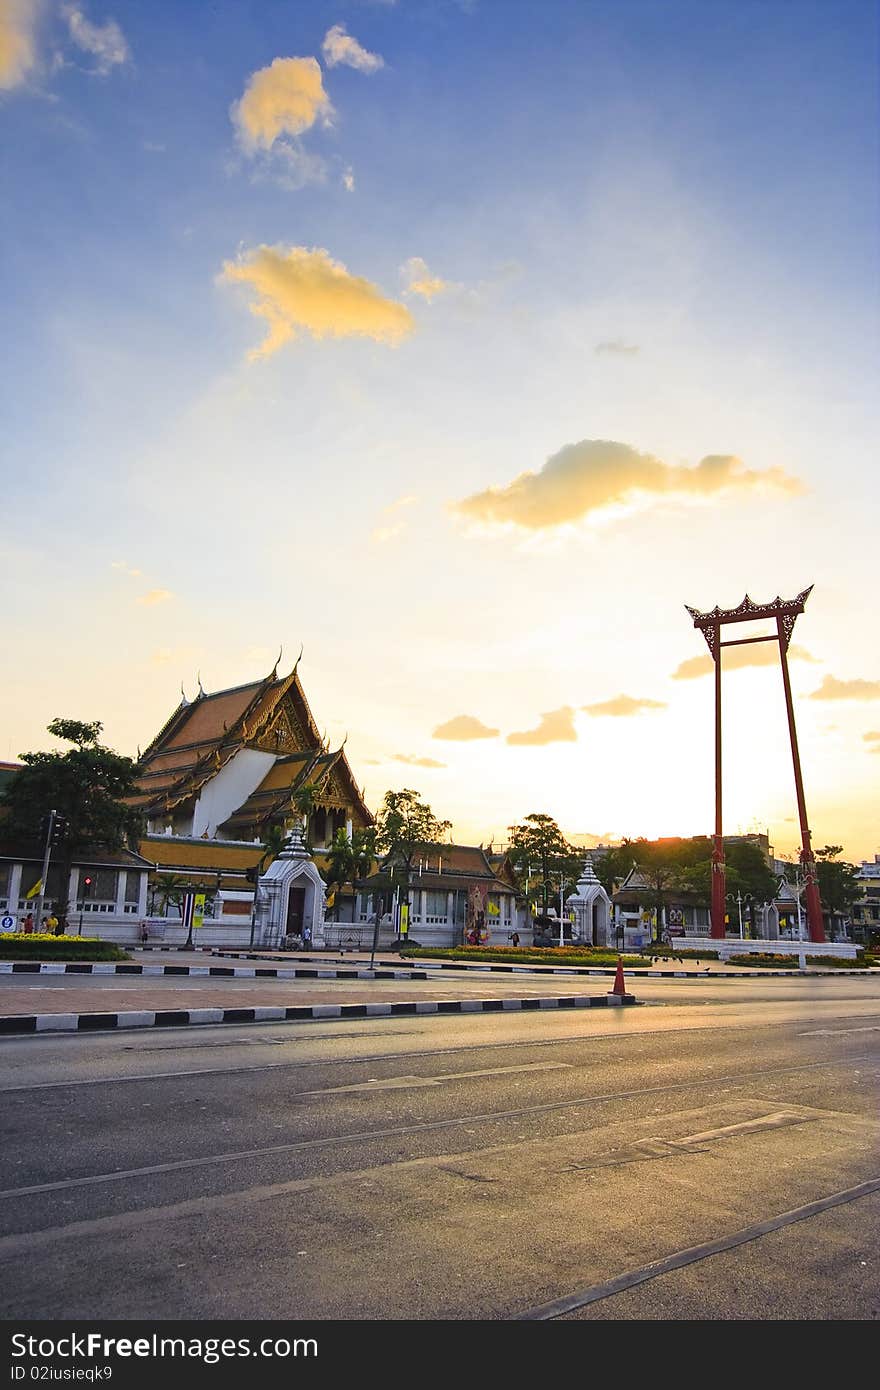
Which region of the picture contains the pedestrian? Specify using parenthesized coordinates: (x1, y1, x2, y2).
(302, 924, 312, 949)
(511, 931, 520, 947)
(140, 921, 149, 944)
(23, 912, 34, 935)
(45, 912, 59, 935)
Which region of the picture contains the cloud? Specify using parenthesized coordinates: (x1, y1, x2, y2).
(111, 560, 142, 577)
(582, 694, 667, 717)
(865, 732, 880, 753)
(62, 4, 129, 75)
(370, 523, 404, 545)
(433, 715, 499, 741)
(0, 0, 37, 89)
(231, 56, 333, 152)
(220, 244, 415, 359)
(400, 257, 449, 302)
(809, 675, 880, 701)
(595, 340, 639, 356)
(321, 24, 383, 73)
(454, 439, 803, 531)
(507, 707, 577, 746)
(343, 165, 355, 192)
(672, 643, 817, 680)
(391, 753, 446, 769)
(136, 589, 173, 606)
(370, 494, 418, 544)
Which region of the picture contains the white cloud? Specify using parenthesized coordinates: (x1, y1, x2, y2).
(0, 0, 37, 89)
(400, 256, 449, 302)
(220, 244, 415, 359)
(454, 439, 803, 531)
(672, 643, 817, 680)
(809, 675, 880, 701)
(391, 753, 446, 769)
(111, 560, 142, 577)
(582, 694, 666, 717)
(433, 715, 499, 741)
(62, 3, 129, 76)
(321, 24, 384, 74)
(343, 165, 355, 192)
(136, 588, 173, 607)
(231, 56, 333, 152)
(507, 707, 578, 746)
(595, 340, 640, 356)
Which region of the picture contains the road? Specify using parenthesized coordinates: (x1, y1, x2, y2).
(1, 973, 878, 1321)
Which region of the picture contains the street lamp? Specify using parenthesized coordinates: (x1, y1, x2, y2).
(726, 890, 751, 940)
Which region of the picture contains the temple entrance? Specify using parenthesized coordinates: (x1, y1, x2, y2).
(286, 882, 306, 936)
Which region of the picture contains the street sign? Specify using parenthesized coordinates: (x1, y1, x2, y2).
(0, 915, 15, 932)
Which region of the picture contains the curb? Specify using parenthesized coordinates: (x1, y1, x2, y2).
(212, 951, 873, 980)
(0, 961, 431, 982)
(0, 993, 639, 1035)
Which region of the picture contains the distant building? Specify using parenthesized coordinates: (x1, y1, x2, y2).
(853, 855, 880, 943)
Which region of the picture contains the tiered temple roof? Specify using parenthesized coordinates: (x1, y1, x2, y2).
(131, 658, 371, 840)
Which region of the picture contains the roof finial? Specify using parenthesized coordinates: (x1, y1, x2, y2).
(196, 670, 205, 698)
(180, 681, 189, 705)
(292, 643, 304, 677)
(271, 644, 283, 680)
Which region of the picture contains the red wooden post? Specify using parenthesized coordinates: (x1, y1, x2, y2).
(777, 616, 825, 942)
(711, 626, 726, 937)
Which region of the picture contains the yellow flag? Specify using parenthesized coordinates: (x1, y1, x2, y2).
(25, 879, 43, 900)
(193, 893, 206, 929)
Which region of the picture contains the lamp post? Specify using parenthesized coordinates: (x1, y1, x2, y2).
(726, 890, 744, 939)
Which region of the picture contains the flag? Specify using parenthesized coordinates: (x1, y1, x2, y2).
(487, 901, 500, 916)
(193, 893, 205, 929)
(25, 879, 43, 900)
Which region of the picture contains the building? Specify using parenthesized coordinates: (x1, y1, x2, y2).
(0, 841, 153, 936)
(852, 855, 880, 944)
(130, 657, 372, 939)
(348, 844, 522, 950)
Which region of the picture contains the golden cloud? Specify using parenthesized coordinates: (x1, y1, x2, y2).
(433, 715, 499, 741)
(321, 24, 383, 73)
(672, 643, 817, 681)
(809, 675, 880, 701)
(220, 245, 415, 359)
(136, 589, 173, 606)
(454, 439, 803, 531)
(582, 694, 666, 717)
(864, 731, 880, 742)
(392, 753, 446, 768)
(231, 56, 332, 151)
(400, 257, 449, 302)
(0, 0, 37, 89)
(507, 707, 577, 746)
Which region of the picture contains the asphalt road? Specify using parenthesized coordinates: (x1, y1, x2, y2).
(1, 975, 878, 1321)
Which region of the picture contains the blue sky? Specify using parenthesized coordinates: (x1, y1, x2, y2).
(2, 0, 878, 859)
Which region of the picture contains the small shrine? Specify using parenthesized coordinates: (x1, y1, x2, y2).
(256, 821, 326, 948)
(566, 854, 612, 946)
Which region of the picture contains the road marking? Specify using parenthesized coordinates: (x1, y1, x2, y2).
(307, 1061, 571, 1094)
(799, 1025, 880, 1037)
(512, 1176, 880, 1319)
(0, 1054, 873, 1202)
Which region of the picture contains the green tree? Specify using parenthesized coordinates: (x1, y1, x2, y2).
(592, 841, 638, 897)
(1, 719, 142, 932)
(258, 822, 288, 874)
(815, 845, 861, 927)
(375, 789, 451, 921)
(507, 814, 580, 915)
(324, 826, 376, 919)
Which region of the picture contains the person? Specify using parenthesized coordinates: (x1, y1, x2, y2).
(302, 924, 312, 949)
(45, 912, 59, 935)
(23, 913, 34, 935)
(510, 931, 520, 947)
(140, 921, 149, 944)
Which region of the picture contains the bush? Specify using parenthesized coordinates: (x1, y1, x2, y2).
(400, 945, 650, 968)
(0, 934, 130, 962)
(638, 946, 720, 961)
(727, 951, 870, 969)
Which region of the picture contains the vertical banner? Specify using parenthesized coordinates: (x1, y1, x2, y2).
(193, 893, 206, 929)
(399, 902, 409, 937)
(181, 892, 194, 931)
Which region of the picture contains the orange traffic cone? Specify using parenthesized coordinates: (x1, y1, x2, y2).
(610, 956, 627, 997)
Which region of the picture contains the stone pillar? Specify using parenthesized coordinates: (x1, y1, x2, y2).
(9, 863, 21, 917)
(115, 871, 127, 918)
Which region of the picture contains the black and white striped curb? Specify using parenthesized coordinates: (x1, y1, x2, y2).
(0, 993, 638, 1035)
(0, 961, 431, 981)
(211, 951, 874, 980)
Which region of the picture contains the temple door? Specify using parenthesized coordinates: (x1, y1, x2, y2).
(286, 881, 306, 936)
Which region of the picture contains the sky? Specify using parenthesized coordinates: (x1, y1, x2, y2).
(1, 0, 878, 863)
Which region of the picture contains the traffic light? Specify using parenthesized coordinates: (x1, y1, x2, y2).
(50, 815, 68, 846)
(82, 874, 93, 897)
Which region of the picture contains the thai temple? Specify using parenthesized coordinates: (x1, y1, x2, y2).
(129, 656, 372, 934)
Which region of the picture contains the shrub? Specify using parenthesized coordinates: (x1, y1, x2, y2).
(400, 945, 649, 968)
(638, 946, 720, 961)
(0, 934, 130, 962)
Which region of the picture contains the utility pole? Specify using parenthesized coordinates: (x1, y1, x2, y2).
(33, 810, 56, 935)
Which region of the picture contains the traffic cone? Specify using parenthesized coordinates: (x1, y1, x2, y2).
(611, 956, 627, 997)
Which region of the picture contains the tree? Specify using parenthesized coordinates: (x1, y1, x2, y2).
(507, 814, 580, 915)
(1, 719, 142, 931)
(324, 826, 376, 919)
(592, 841, 638, 897)
(258, 822, 288, 874)
(375, 789, 451, 921)
(815, 845, 861, 928)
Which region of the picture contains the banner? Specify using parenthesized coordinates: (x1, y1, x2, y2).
(25, 879, 43, 900)
(399, 903, 409, 937)
(193, 893, 206, 928)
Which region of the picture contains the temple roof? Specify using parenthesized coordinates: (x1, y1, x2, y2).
(132, 658, 372, 829)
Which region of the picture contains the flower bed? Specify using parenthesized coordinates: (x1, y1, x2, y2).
(726, 951, 869, 969)
(0, 934, 130, 962)
(638, 947, 721, 962)
(400, 945, 649, 968)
